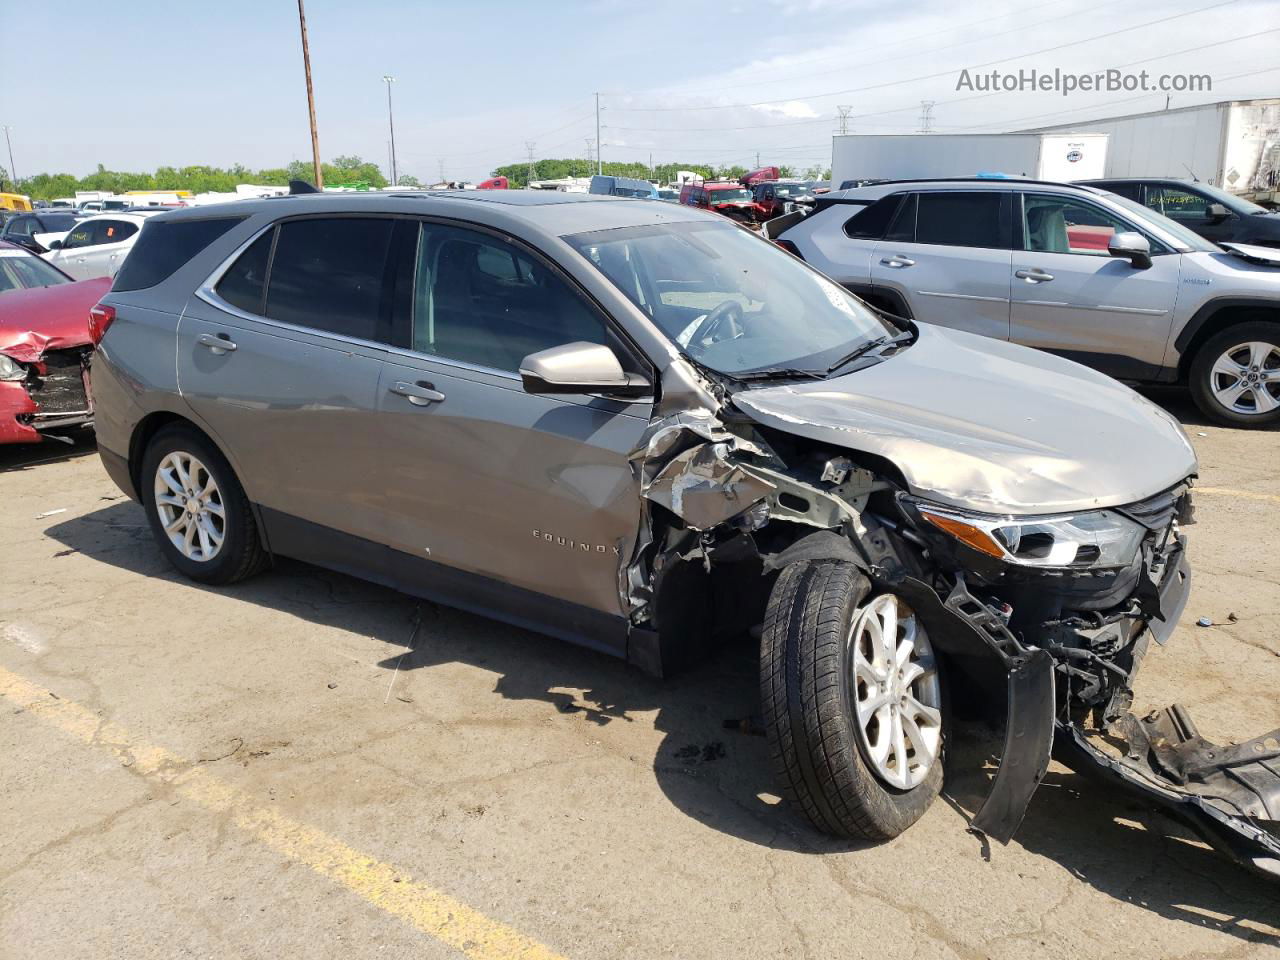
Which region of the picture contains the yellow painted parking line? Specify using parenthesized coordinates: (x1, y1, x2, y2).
(1195, 486, 1280, 505)
(0, 666, 567, 960)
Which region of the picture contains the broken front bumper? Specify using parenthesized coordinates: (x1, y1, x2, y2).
(901, 546, 1280, 880)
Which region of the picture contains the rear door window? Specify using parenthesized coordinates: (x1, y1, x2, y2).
(263, 218, 400, 344)
(914, 192, 1009, 248)
(216, 230, 275, 314)
(96, 220, 139, 245)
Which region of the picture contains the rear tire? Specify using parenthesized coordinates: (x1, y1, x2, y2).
(140, 424, 267, 585)
(760, 561, 944, 840)
(1189, 322, 1280, 427)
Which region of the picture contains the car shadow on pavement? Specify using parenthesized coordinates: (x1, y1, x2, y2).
(44, 501, 1280, 941)
(0, 431, 97, 473)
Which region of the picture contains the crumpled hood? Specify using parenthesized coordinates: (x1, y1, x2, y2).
(0, 277, 110, 362)
(732, 323, 1198, 515)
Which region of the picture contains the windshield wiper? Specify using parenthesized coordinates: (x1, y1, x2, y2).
(824, 332, 912, 374)
(729, 366, 827, 383)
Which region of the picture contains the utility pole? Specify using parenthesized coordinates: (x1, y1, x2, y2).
(595, 92, 602, 175)
(836, 105, 852, 136)
(383, 75, 398, 186)
(296, 0, 323, 188)
(918, 100, 935, 134)
(438, 159, 446, 183)
(1, 126, 15, 188)
(525, 141, 536, 186)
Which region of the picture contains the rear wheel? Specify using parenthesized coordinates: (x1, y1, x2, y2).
(1189, 323, 1280, 427)
(140, 425, 267, 584)
(760, 561, 944, 840)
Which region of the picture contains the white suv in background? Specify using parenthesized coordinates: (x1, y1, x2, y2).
(773, 178, 1280, 427)
(41, 211, 163, 281)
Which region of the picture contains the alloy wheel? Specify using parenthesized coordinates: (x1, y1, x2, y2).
(1209, 341, 1280, 416)
(848, 593, 943, 790)
(153, 451, 225, 562)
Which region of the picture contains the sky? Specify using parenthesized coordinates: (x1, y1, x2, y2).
(6, 0, 1280, 183)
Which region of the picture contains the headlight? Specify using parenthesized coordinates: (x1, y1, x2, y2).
(917, 504, 1145, 569)
(0, 355, 26, 381)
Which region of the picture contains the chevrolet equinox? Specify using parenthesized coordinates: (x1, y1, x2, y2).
(90, 190, 1280, 877)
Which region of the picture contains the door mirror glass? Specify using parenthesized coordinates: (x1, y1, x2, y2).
(1107, 231, 1152, 268)
(519, 342, 650, 398)
(47, 239, 63, 250)
(1207, 202, 1231, 222)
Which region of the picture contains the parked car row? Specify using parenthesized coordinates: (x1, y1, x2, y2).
(769, 177, 1280, 426)
(82, 189, 1280, 879)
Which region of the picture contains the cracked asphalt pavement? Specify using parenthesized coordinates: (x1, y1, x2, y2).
(2, 388, 1278, 959)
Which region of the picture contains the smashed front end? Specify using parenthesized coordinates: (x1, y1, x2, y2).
(623, 401, 1280, 880)
(0, 334, 95, 444)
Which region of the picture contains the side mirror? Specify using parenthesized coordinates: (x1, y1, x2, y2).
(519, 342, 651, 398)
(46, 239, 63, 250)
(1107, 231, 1151, 269)
(1207, 202, 1231, 222)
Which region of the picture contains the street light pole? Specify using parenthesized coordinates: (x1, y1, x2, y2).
(1, 126, 15, 189)
(296, 0, 323, 188)
(383, 75, 398, 187)
(595, 92, 602, 175)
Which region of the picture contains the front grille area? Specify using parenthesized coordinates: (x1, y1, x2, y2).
(1119, 483, 1189, 532)
(29, 349, 91, 419)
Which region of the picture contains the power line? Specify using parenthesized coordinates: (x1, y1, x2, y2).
(601, 0, 1239, 114)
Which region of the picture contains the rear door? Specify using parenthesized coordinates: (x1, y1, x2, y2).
(869, 190, 1013, 340)
(376, 219, 652, 633)
(179, 216, 409, 545)
(1008, 191, 1181, 379)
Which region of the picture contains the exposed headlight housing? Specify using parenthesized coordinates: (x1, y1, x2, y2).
(0, 355, 26, 381)
(917, 504, 1146, 570)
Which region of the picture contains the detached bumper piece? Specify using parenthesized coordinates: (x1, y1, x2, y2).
(1060, 706, 1280, 880)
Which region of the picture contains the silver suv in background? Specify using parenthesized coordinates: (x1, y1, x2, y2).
(772, 179, 1280, 427)
(89, 191, 1280, 877)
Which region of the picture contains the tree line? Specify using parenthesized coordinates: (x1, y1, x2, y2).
(1, 156, 833, 200)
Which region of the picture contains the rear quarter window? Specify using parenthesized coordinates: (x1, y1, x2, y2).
(842, 195, 901, 239)
(112, 217, 245, 291)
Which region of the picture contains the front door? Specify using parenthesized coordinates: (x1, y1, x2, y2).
(177, 217, 407, 546)
(376, 220, 652, 632)
(870, 190, 1013, 341)
(1009, 192, 1182, 379)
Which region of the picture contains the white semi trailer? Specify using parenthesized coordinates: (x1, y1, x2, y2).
(1025, 98, 1280, 205)
(829, 133, 1108, 188)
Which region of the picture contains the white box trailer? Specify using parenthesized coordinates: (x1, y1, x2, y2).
(830, 133, 1108, 187)
(1025, 98, 1280, 204)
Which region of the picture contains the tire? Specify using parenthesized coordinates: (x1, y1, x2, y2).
(140, 424, 267, 585)
(1189, 322, 1280, 427)
(760, 561, 944, 840)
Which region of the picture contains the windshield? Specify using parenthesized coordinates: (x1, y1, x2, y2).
(0, 251, 71, 293)
(1105, 194, 1219, 252)
(565, 220, 894, 376)
(708, 188, 751, 203)
(772, 183, 812, 198)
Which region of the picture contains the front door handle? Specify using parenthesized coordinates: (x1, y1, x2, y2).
(1015, 268, 1055, 283)
(390, 380, 445, 406)
(880, 255, 915, 268)
(197, 332, 238, 354)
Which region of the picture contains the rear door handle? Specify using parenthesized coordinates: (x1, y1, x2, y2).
(197, 332, 238, 354)
(880, 255, 915, 268)
(390, 380, 445, 406)
(1015, 268, 1055, 283)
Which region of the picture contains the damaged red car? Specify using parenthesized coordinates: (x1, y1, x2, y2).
(0, 241, 110, 444)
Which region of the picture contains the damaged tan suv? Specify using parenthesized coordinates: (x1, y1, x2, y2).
(91, 190, 1280, 878)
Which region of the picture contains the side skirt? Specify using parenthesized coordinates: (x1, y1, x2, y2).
(260, 507, 630, 662)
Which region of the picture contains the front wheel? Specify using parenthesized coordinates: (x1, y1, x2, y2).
(1189, 323, 1280, 427)
(760, 561, 945, 840)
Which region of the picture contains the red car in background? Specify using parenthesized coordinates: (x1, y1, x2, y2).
(679, 181, 756, 222)
(0, 241, 111, 444)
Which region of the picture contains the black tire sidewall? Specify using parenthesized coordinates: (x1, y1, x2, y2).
(140, 426, 256, 583)
(1190, 322, 1280, 427)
